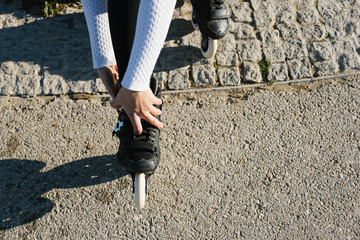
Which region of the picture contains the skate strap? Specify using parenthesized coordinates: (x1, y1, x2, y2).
(126, 142, 156, 153)
(210, 9, 232, 20)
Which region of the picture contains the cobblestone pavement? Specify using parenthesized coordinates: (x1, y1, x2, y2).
(1, 0, 360, 95)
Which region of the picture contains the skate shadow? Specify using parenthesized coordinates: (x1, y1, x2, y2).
(155, 45, 203, 72)
(0, 155, 127, 230)
(154, 17, 204, 71)
(166, 18, 194, 42)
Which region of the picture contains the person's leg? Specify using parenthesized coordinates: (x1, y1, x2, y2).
(108, 0, 161, 175)
(107, 0, 141, 81)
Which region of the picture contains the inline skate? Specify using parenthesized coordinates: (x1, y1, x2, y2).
(113, 77, 161, 209)
(187, 0, 232, 58)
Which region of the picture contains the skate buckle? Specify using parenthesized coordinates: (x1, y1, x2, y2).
(113, 120, 124, 133)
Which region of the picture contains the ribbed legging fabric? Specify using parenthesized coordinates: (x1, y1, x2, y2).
(81, 0, 176, 91)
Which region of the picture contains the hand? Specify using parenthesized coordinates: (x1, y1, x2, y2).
(97, 65, 118, 99)
(111, 87, 163, 135)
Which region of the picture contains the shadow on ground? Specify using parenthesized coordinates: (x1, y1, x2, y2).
(0, 155, 127, 230)
(1, 2, 200, 83)
(0, 12, 97, 82)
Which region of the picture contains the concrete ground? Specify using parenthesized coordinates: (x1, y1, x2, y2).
(1, 0, 360, 239)
(1, 76, 359, 239)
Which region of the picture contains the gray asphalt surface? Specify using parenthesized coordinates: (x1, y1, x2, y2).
(1, 77, 359, 239)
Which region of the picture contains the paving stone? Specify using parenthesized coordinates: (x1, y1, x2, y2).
(283, 39, 307, 60)
(287, 58, 312, 79)
(338, 53, 360, 71)
(317, 0, 343, 23)
(192, 63, 216, 87)
(340, 0, 360, 8)
(0, 75, 14, 95)
(344, 20, 359, 36)
(217, 68, 241, 86)
(1, 61, 41, 76)
(67, 80, 93, 94)
(325, 16, 347, 40)
(307, 42, 334, 62)
(182, 29, 202, 47)
(332, 40, 356, 56)
(17, 76, 41, 96)
(94, 78, 107, 93)
(313, 60, 339, 77)
(355, 39, 360, 54)
(231, 2, 252, 22)
(162, 48, 190, 71)
(277, 22, 301, 40)
(263, 47, 286, 63)
(268, 63, 289, 81)
(254, 8, 276, 30)
(152, 71, 168, 90)
(243, 63, 262, 83)
(0, 75, 41, 96)
(237, 40, 262, 62)
(297, 0, 316, 9)
(168, 68, 190, 90)
(217, 34, 236, 52)
(43, 73, 69, 95)
(0, 62, 15, 76)
(260, 29, 281, 48)
(250, 0, 272, 11)
(302, 24, 327, 41)
(346, 7, 360, 21)
(0, 61, 42, 96)
(232, 23, 256, 40)
(228, 19, 235, 33)
(297, 7, 319, 25)
(276, 5, 297, 23)
(216, 52, 239, 67)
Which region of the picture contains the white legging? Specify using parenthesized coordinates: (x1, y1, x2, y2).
(82, 0, 177, 91)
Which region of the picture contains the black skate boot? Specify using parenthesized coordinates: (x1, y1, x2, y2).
(189, 0, 232, 58)
(113, 77, 161, 208)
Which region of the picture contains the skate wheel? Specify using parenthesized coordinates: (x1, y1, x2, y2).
(134, 173, 146, 209)
(201, 36, 217, 59)
(191, 9, 199, 30)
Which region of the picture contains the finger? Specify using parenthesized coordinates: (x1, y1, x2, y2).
(149, 105, 162, 116)
(143, 112, 163, 129)
(110, 100, 121, 109)
(130, 114, 143, 135)
(152, 96, 162, 106)
(112, 68, 118, 80)
(110, 93, 122, 108)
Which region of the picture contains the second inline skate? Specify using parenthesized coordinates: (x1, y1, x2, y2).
(188, 0, 232, 58)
